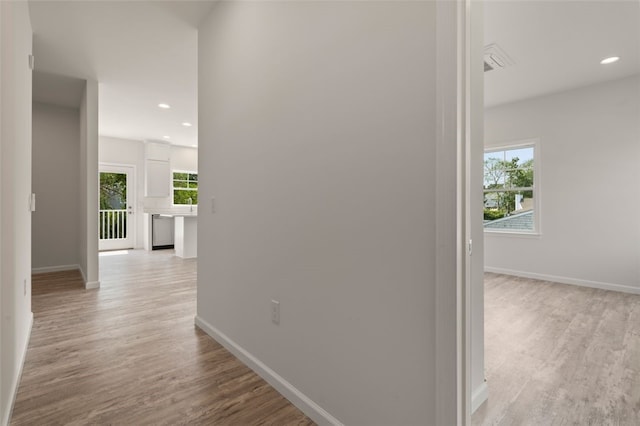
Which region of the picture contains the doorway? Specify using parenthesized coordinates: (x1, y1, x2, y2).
(99, 164, 135, 251)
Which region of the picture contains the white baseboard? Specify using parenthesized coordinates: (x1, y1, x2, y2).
(31, 264, 80, 274)
(194, 316, 343, 426)
(3, 312, 34, 426)
(85, 281, 100, 290)
(77, 267, 100, 290)
(485, 267, 640, 295)
(471, 381, 488, 413)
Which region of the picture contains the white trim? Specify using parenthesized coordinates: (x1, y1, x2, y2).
(467, 1, 485, 424)
(484, 138, 538, 154)
(471, 381, 488, 413)
(144, 139, 171, 146)
(32, 264, 80, 274)
(435, 1, 470, 424)
(78, 267, 100, 289)
(461, 0, 473, 423)
(85, 281, 100, 290)
(485, 231, 541, 239)
(194, 316, 343, 426)
(484, 267, 640, 295)
(3, 312, 33, 426)
(99, 161, 137, 168)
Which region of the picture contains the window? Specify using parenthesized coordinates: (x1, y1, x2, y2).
(484, 143, 537, 232)
(173, 171, 198, 205)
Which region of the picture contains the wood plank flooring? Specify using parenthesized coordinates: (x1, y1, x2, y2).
(11, 250, 313, 425)
(473, 273, 640, 425)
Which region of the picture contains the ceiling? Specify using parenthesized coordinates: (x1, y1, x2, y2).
(29, 1, 217, 147)
(27, 1, 640, 141)
(485, 0, 640, 107)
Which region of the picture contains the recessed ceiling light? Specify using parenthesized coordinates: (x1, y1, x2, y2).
(600, 56, 620, 65)
(182, 122, 192, 127)
(163, 135, 171, 139)
(191, 145, 197, 148)
(158, 103, 171, 109)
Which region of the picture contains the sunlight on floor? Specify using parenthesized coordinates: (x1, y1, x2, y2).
(99, 250, 130, 257)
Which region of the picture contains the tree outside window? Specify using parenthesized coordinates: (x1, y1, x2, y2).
(100, 172, 127, 210)
(99, 172, 127, 239)
(483, 145, 535, 231)
(173, 172, 198, 205)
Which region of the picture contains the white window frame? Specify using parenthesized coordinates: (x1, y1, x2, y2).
(483, 139, 541, 236)
(172, 170, 198, 206)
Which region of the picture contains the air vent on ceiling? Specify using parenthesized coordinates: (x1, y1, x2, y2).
(484, 43, 514, 72)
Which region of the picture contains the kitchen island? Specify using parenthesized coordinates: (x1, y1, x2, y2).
(143, 209, 197, 259)
(174, 214, 197, 259)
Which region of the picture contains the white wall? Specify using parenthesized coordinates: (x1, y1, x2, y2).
(99, 136, 145, 249)
(79, 80, 99, 289)
(485, 74, 640, 292)
(0, 2, 32, 424)
(32, 102, 80, 270)
(79, 84, 87, 280)
(0, 2, 3, 416)
(197, 2, 452, 424)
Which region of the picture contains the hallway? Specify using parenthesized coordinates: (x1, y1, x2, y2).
(11, 250, 312, 425)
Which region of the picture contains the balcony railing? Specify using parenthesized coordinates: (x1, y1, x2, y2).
(99, 209, 128, 240)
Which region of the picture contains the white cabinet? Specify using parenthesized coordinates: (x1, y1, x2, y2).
(145, 159, 170, 197)
(146, 142, 170, 161)
(144, 141, 171, 197)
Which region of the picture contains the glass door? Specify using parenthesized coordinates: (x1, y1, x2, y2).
(99, 165, 134, 251)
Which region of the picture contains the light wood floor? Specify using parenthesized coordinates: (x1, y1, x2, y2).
(473, 273, 640, 425)
(11, 250, 313, 425)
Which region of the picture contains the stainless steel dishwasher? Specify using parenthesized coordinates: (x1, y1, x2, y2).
(152, 214, 175, 250)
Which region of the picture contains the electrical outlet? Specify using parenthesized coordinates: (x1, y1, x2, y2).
(271, 300, 280, 325)
(23, 279, 27, 296)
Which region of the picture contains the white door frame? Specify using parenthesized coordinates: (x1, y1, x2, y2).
(434, 0, 478, 424)
(467, 0, 489, 416)
(99, 163, 136, 250)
